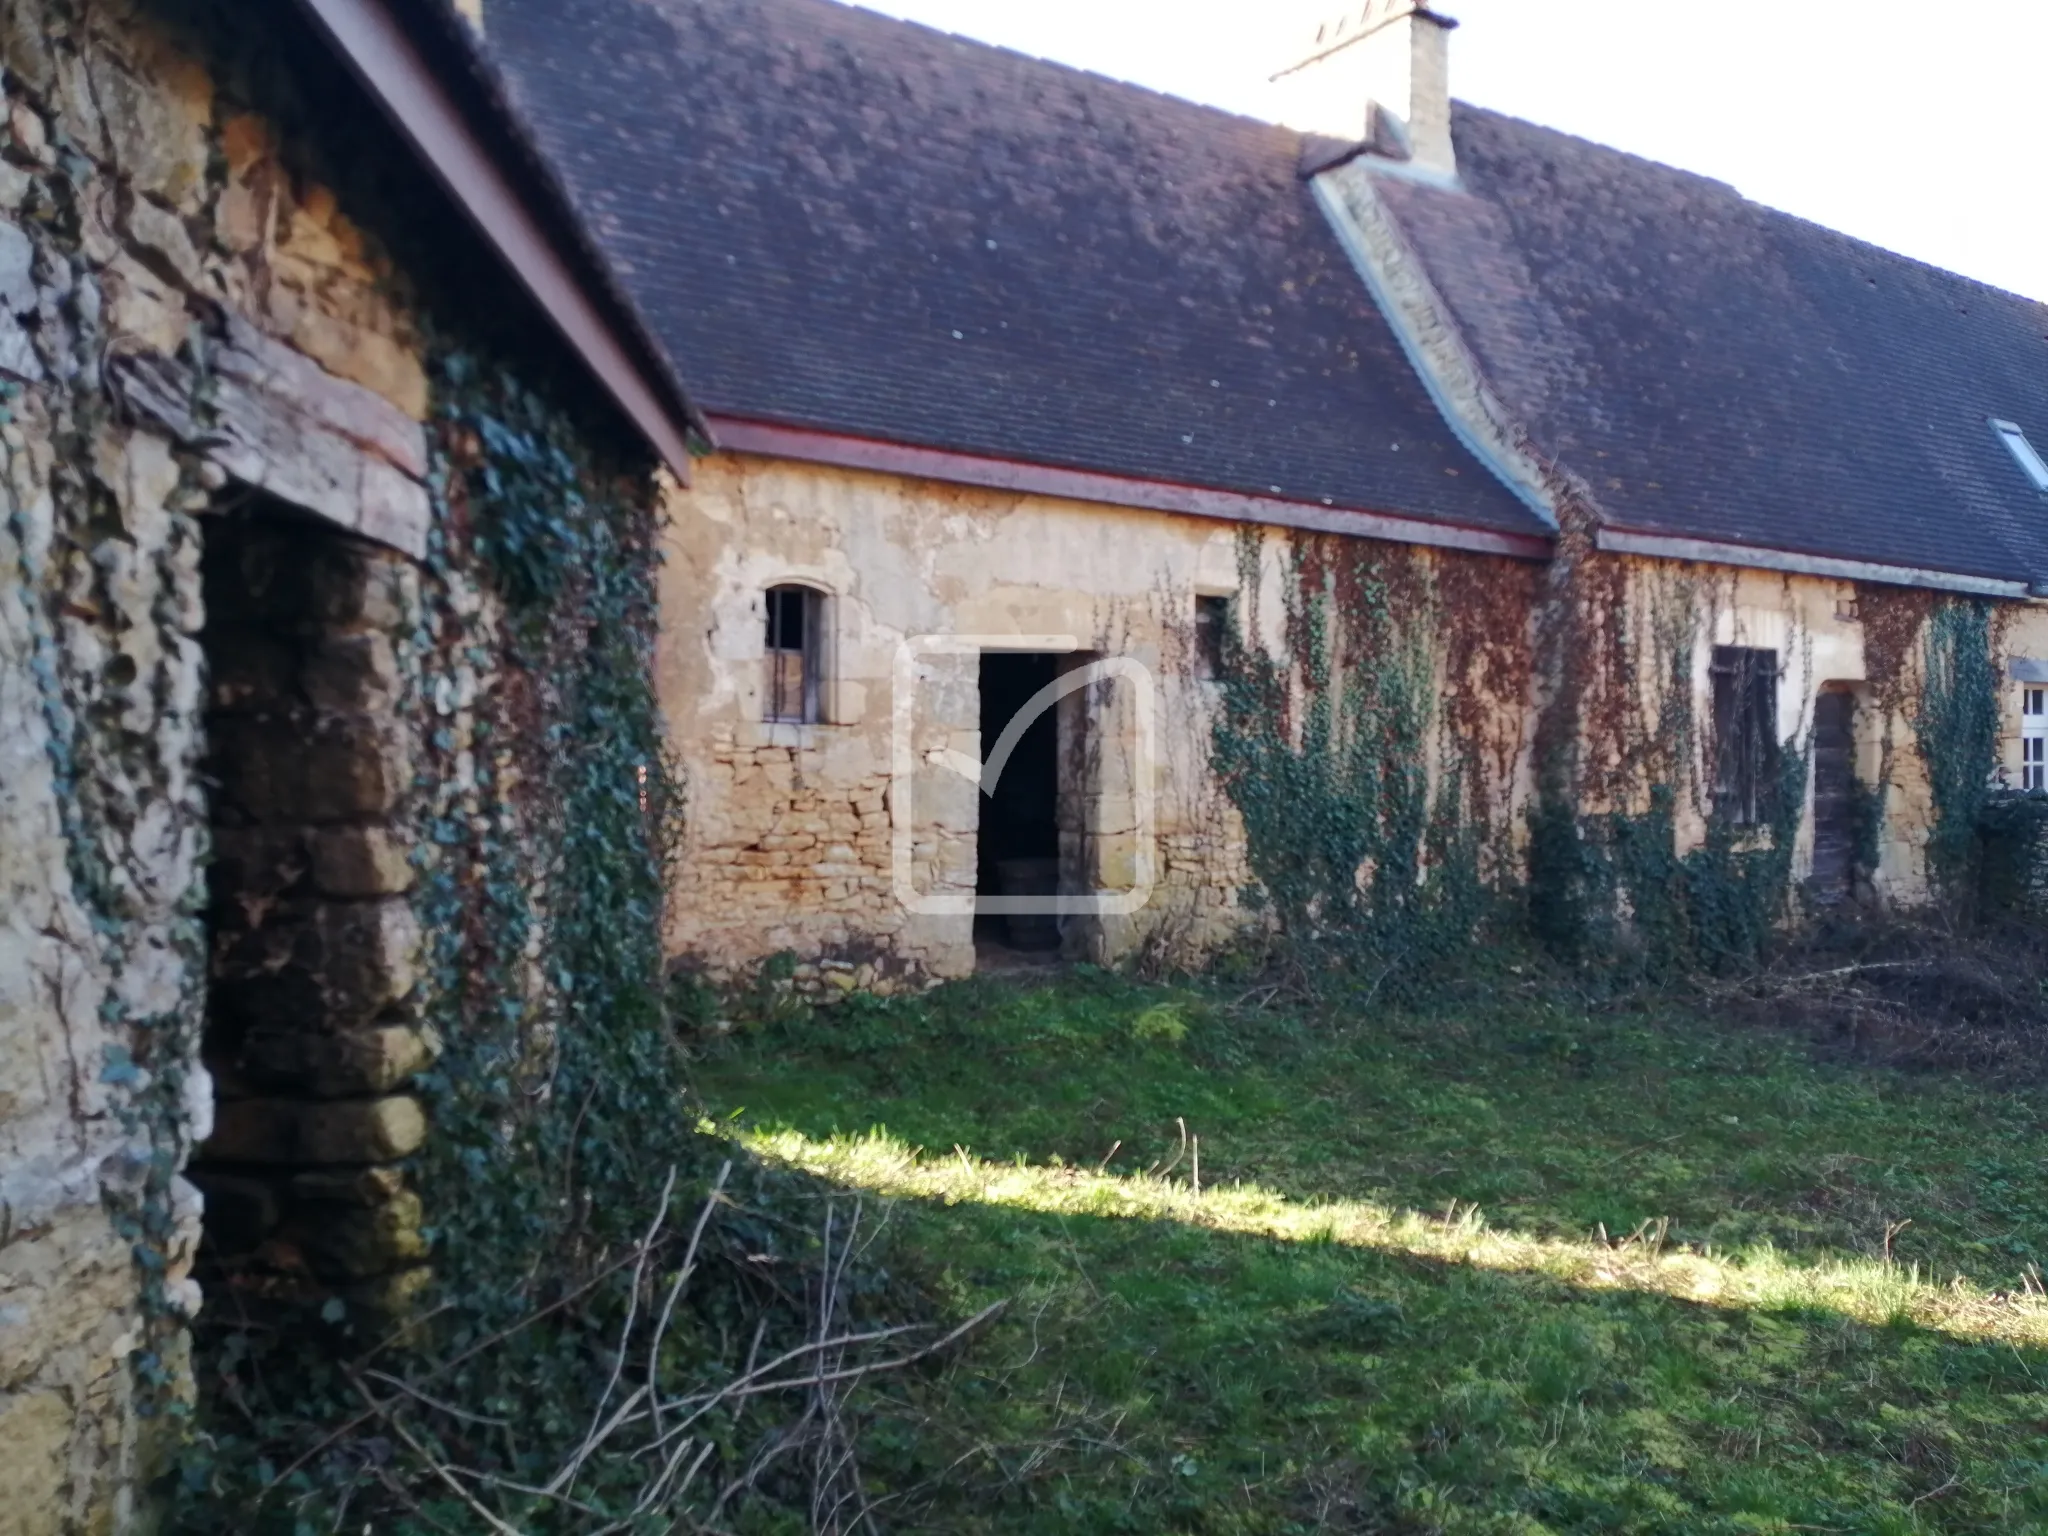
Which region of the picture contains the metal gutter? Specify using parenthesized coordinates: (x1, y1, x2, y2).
(1594, 528, 2033, 599)
(708, 416, 1553, 561)
(295, 0, 703, 479)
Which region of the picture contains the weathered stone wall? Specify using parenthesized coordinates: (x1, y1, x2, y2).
(1585, 556, 2048, 909)
(0, 1, 446, 1527)
(660, 453, 1538, 982)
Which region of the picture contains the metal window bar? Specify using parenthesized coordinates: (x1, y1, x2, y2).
(764, 586, 819, 724)
(1711, 645, 1780, 827)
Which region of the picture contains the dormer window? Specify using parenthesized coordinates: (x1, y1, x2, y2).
(1992, 419, 2048, 493)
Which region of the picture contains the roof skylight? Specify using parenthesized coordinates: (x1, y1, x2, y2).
(1992, 419, 2048, 493)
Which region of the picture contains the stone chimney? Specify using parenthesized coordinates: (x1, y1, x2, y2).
(1271, 1, 1459, 180)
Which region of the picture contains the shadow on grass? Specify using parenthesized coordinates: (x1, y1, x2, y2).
(766, 1155, 2048, 1536)
(694, 971, 2048, 1296)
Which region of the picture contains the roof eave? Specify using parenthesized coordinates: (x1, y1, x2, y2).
(1595, 527, 2033, 599)
(293, 0, 709, 478)
(708, 415, 1552, 560)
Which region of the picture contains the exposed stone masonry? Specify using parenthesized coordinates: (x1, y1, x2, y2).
(684, 725, 939, 987)
(0, 1, 448, 1527)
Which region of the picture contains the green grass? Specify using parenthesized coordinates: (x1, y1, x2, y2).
(695, 972, 2048, 1533)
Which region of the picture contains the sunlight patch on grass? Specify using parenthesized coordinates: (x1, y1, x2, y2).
(737, 1124, 2048, 1348)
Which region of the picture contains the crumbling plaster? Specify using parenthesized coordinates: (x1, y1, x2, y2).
(658, 452, 1269, 983)
(1597, 557, 2048, 907)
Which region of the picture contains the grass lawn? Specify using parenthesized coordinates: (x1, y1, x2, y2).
(694, 971, 2048, 1534)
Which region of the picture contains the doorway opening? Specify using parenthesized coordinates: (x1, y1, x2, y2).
(189, 497, 424, 1299)
(1809, 684, 1859, 905)
(976, 650, 1063, 959)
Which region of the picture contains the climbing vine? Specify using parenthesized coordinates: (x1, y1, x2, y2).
(1206, 528, 1528, 996)
(1525, 553, 1809, 976)
(1915, 598, 2002, 904)
(1850, 587, 2005, 911)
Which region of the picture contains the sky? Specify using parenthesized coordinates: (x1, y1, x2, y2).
(854, 0, 2048, 303)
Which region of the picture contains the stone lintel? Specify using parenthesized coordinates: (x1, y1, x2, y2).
(104, 325, 433, 560)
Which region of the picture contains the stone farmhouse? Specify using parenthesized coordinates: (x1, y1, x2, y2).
(480, 0, 2048, 982)
(7, 0, 2048, 1529)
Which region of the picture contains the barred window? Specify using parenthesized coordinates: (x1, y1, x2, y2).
(764, 585, 823, 724)
(1711, 645, 1780, 826)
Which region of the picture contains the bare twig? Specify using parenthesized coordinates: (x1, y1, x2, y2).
(1884, 1219, 1914, 1265)
(1908, 1474, 1962, 1510)
(348, 1377, 527, 1536)
(317, 1179, 1002, 1534)
(361, 1370, 511, 1430)
(647, 1161, 733, 1444)
(573, 1163, 678, 1487)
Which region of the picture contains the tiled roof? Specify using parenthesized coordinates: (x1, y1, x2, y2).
(475, 0, 1546, 539)
(1377, 106, 2048, 584)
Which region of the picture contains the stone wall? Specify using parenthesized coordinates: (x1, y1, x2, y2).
(1587, 556, 1981, 907)
(0, 1, 450, 1527)
(659, 454, 1526, 983)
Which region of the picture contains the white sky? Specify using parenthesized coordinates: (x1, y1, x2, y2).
(853, 0, 2048, 303)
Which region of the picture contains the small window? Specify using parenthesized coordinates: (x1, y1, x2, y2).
(1711, 645, 1780, 827)
(764, 584, 823, 724)
(1992, 419, 2048, 493)
(2024, 686, 2048, 791)
(1194, 594, 1232, 681)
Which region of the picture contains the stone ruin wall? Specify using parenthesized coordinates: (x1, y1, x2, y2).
(0, 1, 455, 1527)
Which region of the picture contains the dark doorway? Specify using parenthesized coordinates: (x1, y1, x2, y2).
(1809, 687, 1858, 903)
(977, 651, 1061, 952)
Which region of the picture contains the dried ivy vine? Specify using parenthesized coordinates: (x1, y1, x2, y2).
(1205, 528, 1527, 997)
(1205, 523, 1820, 985)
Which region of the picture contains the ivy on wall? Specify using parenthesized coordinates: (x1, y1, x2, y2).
(1845, 587, 2005, 911)
(1202, 529, 1813, 989)
(178, 346, 861, 1531)
(1206, 529, 1527, 996)
(409, 347, 692, 1295)
(1915, 598, 2002, 904)
(1523, 556, 1809, 977)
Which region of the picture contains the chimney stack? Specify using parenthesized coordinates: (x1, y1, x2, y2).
(1271, 1, 1459, 180)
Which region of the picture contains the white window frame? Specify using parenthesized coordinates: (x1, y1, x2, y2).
(1991, 419, 2048, 494)
(2023, 685, 2048, 791)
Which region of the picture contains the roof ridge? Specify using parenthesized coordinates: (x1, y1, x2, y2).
(653, 0, 1303, 137)
(1757, 202, 2048, 311)
(1451, 100, 2048, 309)
(1448, 100, 1741, 197)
